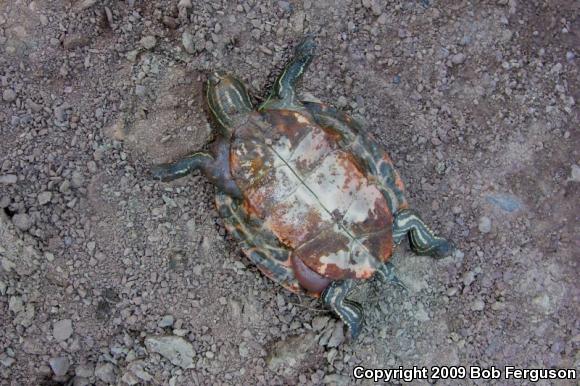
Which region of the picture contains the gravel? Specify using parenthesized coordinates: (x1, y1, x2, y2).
(0, 0, 577, 384)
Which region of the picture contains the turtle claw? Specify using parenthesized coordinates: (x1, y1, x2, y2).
(151, 164, 173, 182)
(429, 239, 455, 259)
(376, 262, 407, 291)
(295, 35, 316, 58)
(343, 300, 364, 340)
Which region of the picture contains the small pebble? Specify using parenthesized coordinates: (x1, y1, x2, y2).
(569, 164, 580, 182)
(462, 271, 475, 286)
(327, 323, 345, 347)
(158, 315, 174, 328)
(478, 216, 491, 233)
(451, 53, 466, 64)
(95, 363, 117, 383)
(3, 89, 17, 102)
(0, 174, 17, 184)
(38, 191, 52, 205)
(49, 357, 70, 377)
(140, 36, 157, 50)
(12, 213, 32, 231)
(182, 31, 195, 54)
(53, 319, 73, 341)
(471, 299, 485, 311)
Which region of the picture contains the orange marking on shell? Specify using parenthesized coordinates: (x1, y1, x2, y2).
(382, 154, 394, 164)
(266, 202, 326, 248)
(241, 198, 262, 218)
(319, 125, 343, 142)
(395, 173, 405, 190)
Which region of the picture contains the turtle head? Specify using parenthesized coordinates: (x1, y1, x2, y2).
(206, 71, 253, 135)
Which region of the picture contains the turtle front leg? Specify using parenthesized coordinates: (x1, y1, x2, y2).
(152, 152, 214, 182)
(393, 209, 454, 258)
(261, 36, 316, 109)
(152, 140, 242, 198)
(322, 279, 364, 339)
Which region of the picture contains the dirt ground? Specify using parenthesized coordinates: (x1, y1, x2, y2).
(0, 0, 578, 385)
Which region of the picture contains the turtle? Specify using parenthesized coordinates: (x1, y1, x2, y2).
(151, 37, 454, 339)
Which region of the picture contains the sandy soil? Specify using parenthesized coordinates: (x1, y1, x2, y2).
(0, 0, 578, 385)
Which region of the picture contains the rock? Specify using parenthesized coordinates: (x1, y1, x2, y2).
(145, 336, 195, 369)
(311, 316, 329, 332)
(49, 357, 70, 377)
(53, 319, 73, 341)
(2, 89, 16, 102)
(126, 361, 152, 382)
(178, 0, 192, 8)
(462, 271, 475, 286)
(182, 31, 195, 54)
(135, 85, 146, 96)
(290, 11, 305, 33)
(71, 171, 84, 188)
(471, 299, 485, 311)
(324, 373, 350, 385)
(75, 363, 94, 378)
(140, 36, 157, 50)
(14, 303, 35, 327)
(451, 53, 466, 64)
(267, 332, 317, 373)
(414, 302, 430, 321)
(0, 174, 17, 184)
(550, 63, 562, 75)
(162, 16, 179, 29)
(8, 296, 23, 314)
(121, 371, 140, 385)
(74, 0, 97, 11)
(158, 315, 174, 328)
(486, 193, 522, 213)
(63, 34, 90, 50)
(327, 323, 345, 347)
(0, 353, 15, 367)
(38, 191, 52, 205)
(478, 216, 491, 233)
(72, 377, 90, 386)
(238, 342, 249, 357)
(59, 180, 71, 194)
(95, 363, 117, 383)
(12, 213, 32, 231)
(569, 164, 580, 182)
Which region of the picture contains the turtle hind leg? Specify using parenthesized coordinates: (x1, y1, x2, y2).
(262, 36, 316, 109)
(393, 209, 454, 258)
(322, 280, 364, 339)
